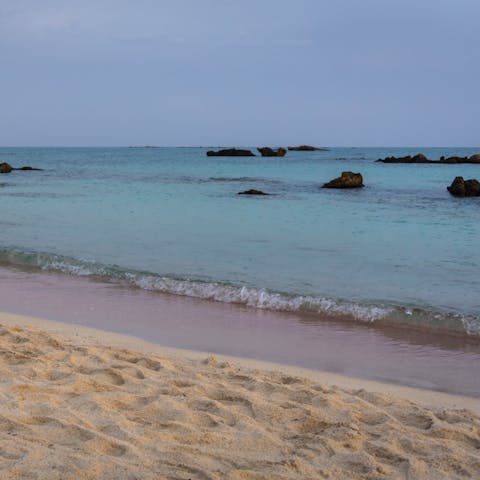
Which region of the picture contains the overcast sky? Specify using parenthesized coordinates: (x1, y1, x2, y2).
(1, 0, 479, 147)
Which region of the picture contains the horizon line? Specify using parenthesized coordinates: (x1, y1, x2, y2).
(1, 145, 479, 149)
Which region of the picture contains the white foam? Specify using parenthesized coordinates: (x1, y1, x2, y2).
(1, 247, 478, 335)
(130, 274, 392, 321)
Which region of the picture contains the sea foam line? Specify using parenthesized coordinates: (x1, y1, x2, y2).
(0, 247, 478, 335)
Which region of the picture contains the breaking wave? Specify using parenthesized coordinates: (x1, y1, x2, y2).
(0, 247, 478, 336)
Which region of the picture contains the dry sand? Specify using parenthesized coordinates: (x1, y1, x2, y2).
(0, 313, 479, 479)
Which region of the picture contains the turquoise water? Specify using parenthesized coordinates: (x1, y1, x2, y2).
(1, 147, 479, 334)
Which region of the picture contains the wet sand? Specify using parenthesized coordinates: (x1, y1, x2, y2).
(0, 265, 479, 397)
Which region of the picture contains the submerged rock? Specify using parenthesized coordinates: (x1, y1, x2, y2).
(447, 177, 480, 197)
(0, 162, 13, 174)
(16, 166, 43, 171)
(287, 145, 327, 151)
(206, 148, 255, 157)
(238, 189, 270, 195)
(322, 171, 364, 189)
(257, 147, 287, 157)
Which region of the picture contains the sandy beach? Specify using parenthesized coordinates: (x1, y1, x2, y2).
(1, 312, 479, 480)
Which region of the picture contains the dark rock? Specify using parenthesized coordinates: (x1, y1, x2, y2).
(238, 189, 270, 195)
(447, 177, 466, 196)
(14, 166, 43, 171)
(447, 177, 480, 197)
(206, 148, 255, 157)
(412, 153, 429, 162)
(441, 156, 469, 164)
(377, 153, 432, 164)
(406, 154, 429, 162)
(464, 179, 480, 195)
(257, 147, 287, 157)
(0, 162, 43, 173)
(287, 145, 328, 151)
(322, 171, 364, 189)
(0, 162, 13, 174)
(377, 153, 480, 164)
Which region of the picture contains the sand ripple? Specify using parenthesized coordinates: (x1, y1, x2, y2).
(0, 324, 479, 479)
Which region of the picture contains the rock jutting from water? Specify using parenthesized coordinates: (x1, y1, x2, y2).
(0, 162, 43, 173)
(206, 148, 255, 157)
(322, 172, 364, 189)
(377, 153, 480, 164)
(0, 162, 13, 173)
(287, 145, 328, 151)
(257, 147, 287, 157)
(447, 177, 480, 197)
(238, 189, 270, 195)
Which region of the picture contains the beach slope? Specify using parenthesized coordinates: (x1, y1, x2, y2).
(0, 316, 479, 479)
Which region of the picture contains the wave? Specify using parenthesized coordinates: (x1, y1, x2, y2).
(208, 176, 265, 182)
(0, 247, 478, 336)
(207, 177, 286, 188)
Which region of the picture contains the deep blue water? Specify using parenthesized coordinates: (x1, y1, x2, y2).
(1, 147, 479, 334)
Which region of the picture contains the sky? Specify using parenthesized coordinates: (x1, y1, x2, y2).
(0, 0, 479, 147)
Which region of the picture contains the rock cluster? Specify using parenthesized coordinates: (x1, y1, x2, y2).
(447, 177, 480, 197)
(439, 154, 480, 164)
(206, 146, 329, 157)
(377, 153, 480, 164)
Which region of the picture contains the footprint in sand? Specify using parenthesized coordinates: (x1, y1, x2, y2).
(79, 368, 126, 386)
(395, 410, 435, 430)
(24, 416, 96, 444)
(114, 352, 166, 371)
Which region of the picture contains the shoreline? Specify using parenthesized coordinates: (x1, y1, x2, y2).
(1, 249, 479, 338)
(2, 311, 479, 414)
(1, 265, 480, 398)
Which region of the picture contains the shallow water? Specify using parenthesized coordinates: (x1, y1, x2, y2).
(1, 146, 479, 333)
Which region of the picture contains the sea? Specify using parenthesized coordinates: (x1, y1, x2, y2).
(1, 146, 479, 336)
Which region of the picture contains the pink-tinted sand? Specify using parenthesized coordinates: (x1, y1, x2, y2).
(0, 265, 479, 397)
